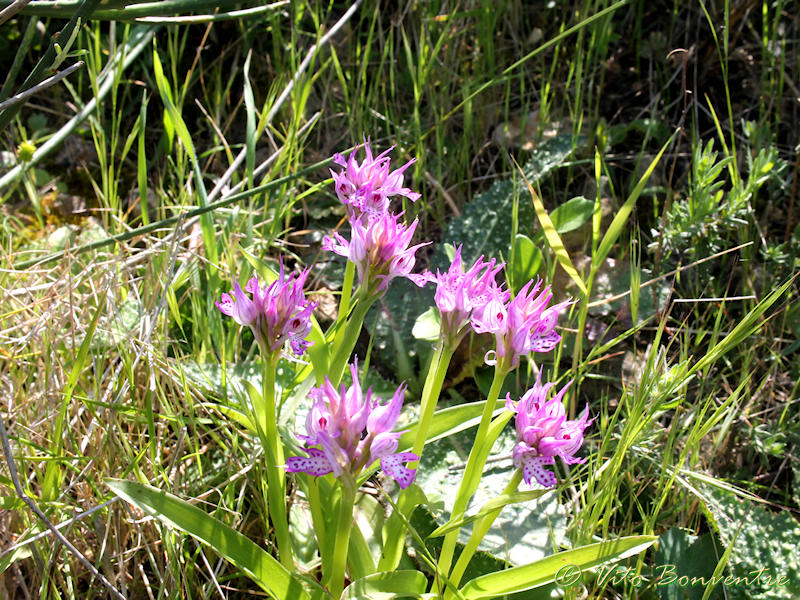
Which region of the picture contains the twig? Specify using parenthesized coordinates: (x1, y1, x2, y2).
(0, 0, 31, 25)
(672, 295, 755, 303)
(0, 408, 126, 600)
(206, 0, 363, 202)
(135, 0, 288, 23)
(0, 498, 119, 559)
(0, 61, 84, 113)
(0, 25, 156, 192)
(587, 241, 754, 308)
(425, 170, 461, 216)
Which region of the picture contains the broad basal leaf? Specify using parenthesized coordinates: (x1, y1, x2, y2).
(459, 536, 657, 599)
(107, 479, 321, 600)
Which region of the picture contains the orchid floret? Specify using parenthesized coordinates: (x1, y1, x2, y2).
(507, 376, 593, 488)
(330, 137, 420, 218)
(287, 360, 418, 489)
(216, 258, 316, 358)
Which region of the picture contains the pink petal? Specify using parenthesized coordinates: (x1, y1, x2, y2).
(216, 292, 235, 317)
(521, 455, 556, 488)
(286, 448, 333, 477)
(380, 452, 418, 489)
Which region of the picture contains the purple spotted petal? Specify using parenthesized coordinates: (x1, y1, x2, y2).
(380, 452, 418, 489)
(529, 331, 561, 353)
(286, 448, 334, 477)
(521, 455, 556, 488)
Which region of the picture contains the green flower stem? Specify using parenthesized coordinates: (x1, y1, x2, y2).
(327, 476, 357, 598)
(338, 260, 356, 324)
(374, 341, 456, 574)
(411, 342, 457, 460)
(305, 476, 327, 566)
(448, 469, 524, 589)
(260, 353, 294, 569)
(437, 361, 508, 576)
(329, 296, 375, 386)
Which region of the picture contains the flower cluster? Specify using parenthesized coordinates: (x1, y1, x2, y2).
(324, 141, 428, 297)
(324, 211, 429, 295)
(506, 376, 593, 488)
(216, 261, 316, 357)
(330, 138, 420, 219)
(473, 278, 573, 369)
(286, 362, 418, 489)
(414, 246, 506, 345)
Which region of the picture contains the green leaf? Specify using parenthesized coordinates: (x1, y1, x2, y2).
(152, 44, 218, 265)
(511, 234, 543, 290)
(243, 50, 257, 189)
(541, 196, 594, 235)
(137, 90, 149, 224)
(459, 536, 658, 599)
(412, 307, 441, 342)
(702, 485, 800, 599)
(107, 479, 316, 600)
(152, 48, 195, 163)
(376, 485, 428, 573)
(397, 401, 503, 452)
(348, 493, 384, 580)
(0, 545, 32, 576)
(519, 165, 587, 295)
(429, 489, 550, 537)
(341, 570, 428, 600)
(654, 528, 722, 600)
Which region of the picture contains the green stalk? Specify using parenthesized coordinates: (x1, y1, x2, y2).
(411, 342, 456, 459)
(448, 469, 524, 590)
(305, 477, 327, 558)
(375, 339, 456, 573)
(327, 476, 357, 598)
(329, 296, 375, 385)
(260, 352, 294, 569)
(301, 475, 334, 579)
(438, 362, 508, 576)
(338, 260, 356, 324)
(325, 260, 357, 371)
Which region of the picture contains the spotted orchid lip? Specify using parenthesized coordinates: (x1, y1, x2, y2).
(216, 258, 315, 358)
(286, 360, 419, 489)
(509, 378, 591, 489)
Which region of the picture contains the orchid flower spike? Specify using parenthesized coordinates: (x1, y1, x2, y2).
(216, 258, 316, 358)
(330, 137, 420, 219)
(506, 376, 593, 488)
(323, 211, 430, 297)
(413, 245, 507, 346)
(287, 360, 418, 489)
(472, 277, 573, 370)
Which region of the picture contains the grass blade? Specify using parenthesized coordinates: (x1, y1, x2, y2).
(516, 158, 587, 295)
(594, 130, 677, 269)
(459, 536, 657, 599)
(107, 479, 317, 600)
